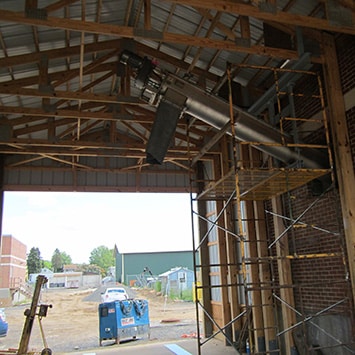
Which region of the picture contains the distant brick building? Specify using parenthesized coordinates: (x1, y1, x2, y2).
(0, 235, 27, 288)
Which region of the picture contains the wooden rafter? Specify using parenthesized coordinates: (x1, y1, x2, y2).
(0, 140, 202, 159)
(187, 11, 222, 73)
(44, 0, 80, 14)
(167, 0, 355, 34)
(0, 10, 301, 58)
(144, 0, 151, 30)
(0, 0, 352, 181)
(0, 86, 142, 105)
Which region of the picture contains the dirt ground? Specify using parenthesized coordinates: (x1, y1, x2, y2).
(0, 285, 198, 354)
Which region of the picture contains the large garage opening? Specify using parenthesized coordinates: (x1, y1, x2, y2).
(1, 1, 355, 354)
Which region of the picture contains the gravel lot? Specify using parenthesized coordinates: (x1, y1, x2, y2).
(0, 286, 198, 354)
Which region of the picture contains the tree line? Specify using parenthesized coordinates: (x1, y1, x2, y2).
(27, 245, 115, 277)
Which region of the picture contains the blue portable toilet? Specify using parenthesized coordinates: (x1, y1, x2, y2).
(98, 299, 150, 345)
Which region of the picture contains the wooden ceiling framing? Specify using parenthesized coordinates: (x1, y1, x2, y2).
(0, 0, 353, 191)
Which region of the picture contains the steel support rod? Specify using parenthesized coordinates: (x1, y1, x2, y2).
(198, 300, 245, 351)
(273, 293, 354, 353)
(268, 183, 334, 249)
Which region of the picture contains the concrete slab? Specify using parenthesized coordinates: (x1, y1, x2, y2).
(59, 339, 239, 355)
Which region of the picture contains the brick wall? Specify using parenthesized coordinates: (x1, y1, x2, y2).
(336, 34, 355, 95)
(347, 106, 355, 167)
(264, 35, 355, 316)
(288, 186, 350, 314)
(294, 65, 324, 121)
(337, 35, 355, 169)
(0, 235, 27, 288)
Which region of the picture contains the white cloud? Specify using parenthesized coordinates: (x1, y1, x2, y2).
(2, 192, 193, 263)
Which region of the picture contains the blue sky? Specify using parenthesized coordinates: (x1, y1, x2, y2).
(2, 191, 193, 264)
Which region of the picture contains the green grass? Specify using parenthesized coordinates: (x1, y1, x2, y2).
(169, 289, 193, 301)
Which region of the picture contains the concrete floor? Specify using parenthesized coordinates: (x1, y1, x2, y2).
(60, 339, 240, 355)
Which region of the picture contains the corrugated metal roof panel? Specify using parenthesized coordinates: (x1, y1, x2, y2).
(0, 0, 335, 192)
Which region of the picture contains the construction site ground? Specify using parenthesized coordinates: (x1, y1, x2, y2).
(0, 285, 199, 354)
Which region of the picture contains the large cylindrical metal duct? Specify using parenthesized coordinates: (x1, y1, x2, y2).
(161, 74, 328, 169)
(120, 50, 328, 169)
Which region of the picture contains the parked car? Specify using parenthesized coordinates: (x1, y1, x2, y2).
(0, 308, 8, 337)
(101, 287, 129, 303)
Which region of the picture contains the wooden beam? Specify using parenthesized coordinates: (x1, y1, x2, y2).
(44, 0, 80, 13)
(0, 106, 140, 122)
(322, 32, 355, 307)
(245, 200, 265, 352)
(218, 138, 241, 343)
(166, 0, 355, 35)
(249, 147, 277, 352)
(271, 197, 297, 355)
(254, 200, 277, 352)
(216, 198, 233, 343)
(0, 63, 116, 88)
(196, 162, 214, 338)
(0, 10, 299, 58)
(225, 205, 241, 340)
(144, 0, 151, 30)
(0, 37, 213, 86)
(0, 39, 122, 67)
(196, 8, 236, 40)
(0, 86, 143, 105)
(25, 0, 38, 10)
(240, 15, 250, 40)
(37, 54, 55, 140)
(187, 11, 222, 72)
(192, 123, 229, 165)
(0, 141, 199, 159)
(320, 0, 355, 11)
(136, 42, 219, 82)
(52, 49, 119, 88)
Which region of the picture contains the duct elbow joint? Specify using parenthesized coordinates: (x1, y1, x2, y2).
(120, 50, 163, 103)
(120, 50, 155, 90)
(120, 50, 144, 69)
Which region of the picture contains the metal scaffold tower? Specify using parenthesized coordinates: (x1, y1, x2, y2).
(189, 63, 354, 355)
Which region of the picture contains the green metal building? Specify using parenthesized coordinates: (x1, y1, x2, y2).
(114, 247, 194, 286)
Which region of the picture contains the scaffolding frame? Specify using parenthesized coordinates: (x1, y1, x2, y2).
(189, 63, 354, 355)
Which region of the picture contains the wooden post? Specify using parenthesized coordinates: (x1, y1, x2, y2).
(322, 32, 355, 307)
(245, 200, 265, 352)
(221, 136, 241, 343)
(254, 200, 278, 352)
(196, 162, 213, 338)
(214, 150, 233, 344)
(144, 0, 151, 30)
(272, 197, 297, 355)
(216, 199, 233, 344)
